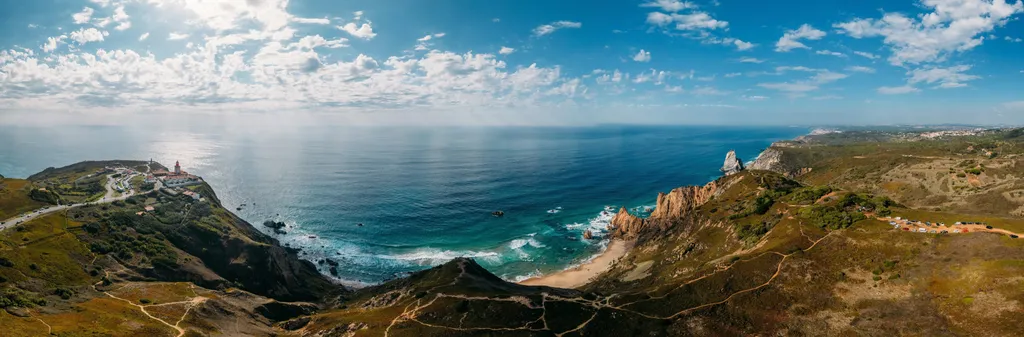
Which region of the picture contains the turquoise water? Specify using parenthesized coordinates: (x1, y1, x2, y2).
(0, 125, 806, 285)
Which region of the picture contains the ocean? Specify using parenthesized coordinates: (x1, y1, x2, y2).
(0, 125, 806, 285)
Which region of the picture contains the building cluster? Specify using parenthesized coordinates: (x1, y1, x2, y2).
(146, 161, 203, 188)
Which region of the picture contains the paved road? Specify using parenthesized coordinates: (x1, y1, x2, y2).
(0, 172, 159, 232)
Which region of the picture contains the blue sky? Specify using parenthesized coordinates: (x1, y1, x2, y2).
(0, 0, 1023, 126)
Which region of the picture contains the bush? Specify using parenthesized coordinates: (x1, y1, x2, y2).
(872, 275, 882, 281)
(0, 257, 14, 268)
(791, 186, 833, 204)
(139, 298, 152, 304)
(883, 260, 897, 269)
(888, 274, 901, 280)
(54, 288, 75, 300)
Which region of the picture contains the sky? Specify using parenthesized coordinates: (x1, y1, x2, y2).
(0, 0, 1023, 126)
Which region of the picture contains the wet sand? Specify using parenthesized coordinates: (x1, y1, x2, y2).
(519, 239, 633, 289)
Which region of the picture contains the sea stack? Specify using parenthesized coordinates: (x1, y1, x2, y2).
(721, 150, 744, 176)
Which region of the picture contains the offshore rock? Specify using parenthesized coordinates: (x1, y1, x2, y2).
(721, 150, 744, 175)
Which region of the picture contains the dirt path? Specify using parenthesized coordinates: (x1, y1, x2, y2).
(879, 216, 1023, 238)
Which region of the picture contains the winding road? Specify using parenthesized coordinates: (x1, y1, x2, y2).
(0, 169, 160, 231)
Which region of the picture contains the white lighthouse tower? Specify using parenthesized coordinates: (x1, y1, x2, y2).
(174, 161, 182, 175)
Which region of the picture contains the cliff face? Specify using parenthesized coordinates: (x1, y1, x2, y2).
(611, 180, 720, 239)
(749, 146, 811, 178)
(610, 207, 646, 238)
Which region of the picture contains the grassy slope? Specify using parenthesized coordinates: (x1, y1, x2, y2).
(0, 178, 47, 220)
(1, 161, 345, 336)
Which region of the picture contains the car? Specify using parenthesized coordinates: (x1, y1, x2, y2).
(986, 225, 994, 229)
(1011, 235, 1019, 239)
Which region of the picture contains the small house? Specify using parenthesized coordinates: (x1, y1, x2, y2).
(144, 206, 155, 212)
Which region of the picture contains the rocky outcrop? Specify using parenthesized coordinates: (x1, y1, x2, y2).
(611, 181, 720, 239)
(649, 182, 718, 219)
(721, 150, 744, 175)
(610, 208, 646, 238)
(749, 146, 812, 178)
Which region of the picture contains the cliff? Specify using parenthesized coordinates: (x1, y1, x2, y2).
(611, 180, 720, 239)
(748, 145, 812, 178)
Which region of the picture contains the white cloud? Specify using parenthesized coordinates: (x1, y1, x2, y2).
(724, 72, 742, 78)
(73, 7, 94, 25)
(734, 39, 755, 51)
(293, 17, 331, 25)
(353, 11, 364, 20)
(907, 65, 980, 88)
(647, 12, 728, 30)
(533, 21, 582, 36)
(145, 0, 293, 32)
(692, 86, 727, 95)
(414, 33, 446, 51)
(742, 95, 768, 101)
(112, 5, 131, 31)
(492, 18, 501, 23)
(758, 67, 848, 96)
(633, 49, 652, 62)
(847, 66, 876, 73)
(168, 32, 189, 40)
(1005, 36, 1023, 42)
(89, 0, 110, 7)
(878, 85, 921, 94)
(69, 28, 107, 45)
(417, 33, 446, 42)
(835, 0, 1024, 65)
(853, 51, 880, 59)
(815, 50, 847, 57)
(138, 33, 149, 41)
(41, 36, 66, 52)
(665, 85, 684, 92)
(775, 24, 825, 52)
(339, 22, 376, 40)
(640, 0, 697, 12)
(499, 47, 515, 55)
(739, 57, 764, 63)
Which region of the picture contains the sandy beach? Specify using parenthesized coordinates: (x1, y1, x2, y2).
(519, 239, 633, 288)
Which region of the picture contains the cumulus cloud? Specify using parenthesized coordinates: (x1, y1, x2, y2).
(138, 33, 149, 41)
(775, 24, 825, 52)
(499, 47, 515, 55)
(146, 0, 293, 32)
(834, 0, 1024, 65)
(73, 7, 95, 24)
(647, 12, 727, 30)
(633, 49, 652, 62)
(533, 21, 582, 36)
(640, 0, 697, 12)
(739, 57, 764, 63)
(111, 5, 131, 31)
(734, 39, 755, 51)
(41, 36, 66, 52)
(339, 22, 376, 40)
(69, 28, 107, 45)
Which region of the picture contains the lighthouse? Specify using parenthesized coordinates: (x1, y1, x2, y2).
(174, 161, 181, 175)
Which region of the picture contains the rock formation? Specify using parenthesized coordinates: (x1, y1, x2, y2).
(610, 207, 646, 238)
(649, 182, 719, 219)
(721, 150, 744, 175)
(583, 230, 594, 240)
(749, 146, 812, 178)
(611, 181, 720, 239)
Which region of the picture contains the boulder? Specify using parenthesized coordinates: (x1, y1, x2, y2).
(583, 230, 594, 240)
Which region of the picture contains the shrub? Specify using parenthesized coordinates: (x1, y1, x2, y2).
(872, 275, 882, 281)
(139, 298, 152, 304)
(0, 257, 14, 268)
(54, 288, 75, 300)
(888, 274, 901, 280)
(883, 260, 898, 269)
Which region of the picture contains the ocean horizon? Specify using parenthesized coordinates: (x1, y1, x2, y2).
(0, 125, 807, 285)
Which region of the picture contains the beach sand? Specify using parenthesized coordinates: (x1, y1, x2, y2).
(519, 239, 633, 289)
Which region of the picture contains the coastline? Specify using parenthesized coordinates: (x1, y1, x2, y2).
(519, 239, 633, 288)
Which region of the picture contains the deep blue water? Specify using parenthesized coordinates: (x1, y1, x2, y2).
(0, 125, 806, 285)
